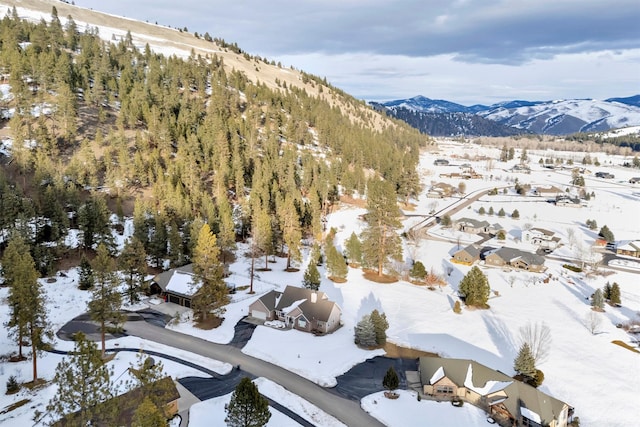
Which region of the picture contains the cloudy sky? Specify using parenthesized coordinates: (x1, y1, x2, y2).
(78, 0, 639, 105)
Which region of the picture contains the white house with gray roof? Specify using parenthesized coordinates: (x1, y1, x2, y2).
(249, 285, 342, 334)
(419, 357, 571, 427)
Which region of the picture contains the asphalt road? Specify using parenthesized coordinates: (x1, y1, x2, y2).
(122, 321, 386, 427)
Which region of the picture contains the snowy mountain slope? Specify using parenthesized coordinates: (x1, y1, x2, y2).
(480, 98, 640, 134)
(378, 95, 640, 135)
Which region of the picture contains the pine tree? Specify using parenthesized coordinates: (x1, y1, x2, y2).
(478, 207, 486, 215)
(131, 397, 167, 427)
(511, 209, 520, 219)
(252, 205, 273, 270)
(598, 225, 615, 243)
(45, 333, 116, 426)
(325, 241, 348, 281)
(410, 261, 427, 281)
(225, 377, 271, 427)
(149, 214, 168, 268)
(280, 195, 302, 270)
(167, 220, 185, 268)
(514, 343, 536, 380)
(488, 206, 495, 216)
(458, 266, 490, 307)
(119, 238, 148, 305)
(191, 223, 229, 321)
(383, 366, 399, 391)
(3, 235, 50, 380)
(88, 244, 123, 358)
(354, 314, 377, 347)
(497, 208, 506, 217)
(361, 179, 403, 276)
(78, 253, 95, 290)
(3, 235, 31, 359)
(603, 282, 612, 300)
(370, 309, 389, 346)
(127, 352, 174, 422)
(609, 283, 621, 305)
(592, 288, 605, 311)
(303, 262, 321, 291)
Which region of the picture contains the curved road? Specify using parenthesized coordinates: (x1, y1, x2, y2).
(122, 320, 385, 427)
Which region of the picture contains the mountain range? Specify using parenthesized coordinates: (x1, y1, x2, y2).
(372, 95, 640, 136)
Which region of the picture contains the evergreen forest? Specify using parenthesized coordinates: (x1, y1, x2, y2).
(0, 6, 427, 272)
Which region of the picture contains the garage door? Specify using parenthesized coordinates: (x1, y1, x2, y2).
(251, 310, 267, 320)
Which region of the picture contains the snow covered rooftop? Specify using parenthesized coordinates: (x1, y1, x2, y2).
(166, 270, 200, 297)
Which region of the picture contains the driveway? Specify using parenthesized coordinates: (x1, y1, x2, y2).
(121, 320, 386, 427)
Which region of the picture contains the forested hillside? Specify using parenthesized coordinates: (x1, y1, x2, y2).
(0, 6, 427, 273)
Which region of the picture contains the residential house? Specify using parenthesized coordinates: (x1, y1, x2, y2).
(152, 264, 232, 307)
(555, 195, 582, 207)
(484, 247, 546, 272)
(419, 357, 571, 427)
(452, 245, 481, 264)
(535, 186, 562, 197)
(510, 164, 531, 174)
(456, 218, 490, 234)
(522, 228, 561, 250)
(426, 182, 457, 198)
(249, 285, 342, 334)
(615, 240, 640, 258)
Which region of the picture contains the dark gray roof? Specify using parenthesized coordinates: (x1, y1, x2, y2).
(455, 244, 481, 258)
(493, 247, 545, 266)
(267, 285, 340, 322)
(457, 217, 490, 228)
(419, 357, 568, 425)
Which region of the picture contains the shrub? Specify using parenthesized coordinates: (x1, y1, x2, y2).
(453, 300, 462, 314)
(562, 264, 582, 273)
(496, 230, 506, 240)
(530, 369, 545, 388)
(6, 376, 19, 394)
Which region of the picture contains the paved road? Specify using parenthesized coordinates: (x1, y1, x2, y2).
(122, 321, 386, 427)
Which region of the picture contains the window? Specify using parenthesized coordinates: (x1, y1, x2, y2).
(521, 417, 542, 427)
(435, 386, 454, 394)
(298, 319, 306, 328)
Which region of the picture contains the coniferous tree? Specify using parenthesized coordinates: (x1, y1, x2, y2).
(149, 214, 169, 268)
(497, 207, 506, 217)
(370, 309, 389, 346)
(488, 206, 495, 216)
(3, 235, 51, 380)
(3, 235, 32, 359)
(361, 179, 403, 276)
(45, 333, 116, 426)
(325, 240, 348, 281)
(458, 266, 490, 307)
(252, 205, 273, 270)
(88, 244, 123, 358)
(609, 283, 621, 305)
(598, 225, 615, 243)
(131, 397, 167, 427)
(514, 343, 536, 381)
(225, 377, 271, 427)
(119, 238, 148, 305)
(191, 223, 229, 321)
(280, 195, 302, 270)
(78, 253, 95, 290)
(592, 288, 605, 311)
(511, 209, 520, 219)
(354, 314, 377, 347)
(302, 262, 321, 291)
(167, 220, 185, 268)
(383, 366, 399, 391)
(410, 261, 427, 281)
(603, 282, 612, 300)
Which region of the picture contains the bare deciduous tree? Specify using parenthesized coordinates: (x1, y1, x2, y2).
(565, 228, 576, 249)
(519, 322, 552, 364)
(405, 228, 421, 264)
(585, 311, 602, 335)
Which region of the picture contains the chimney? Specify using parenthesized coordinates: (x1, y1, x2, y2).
(310, 291, 317, 303)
